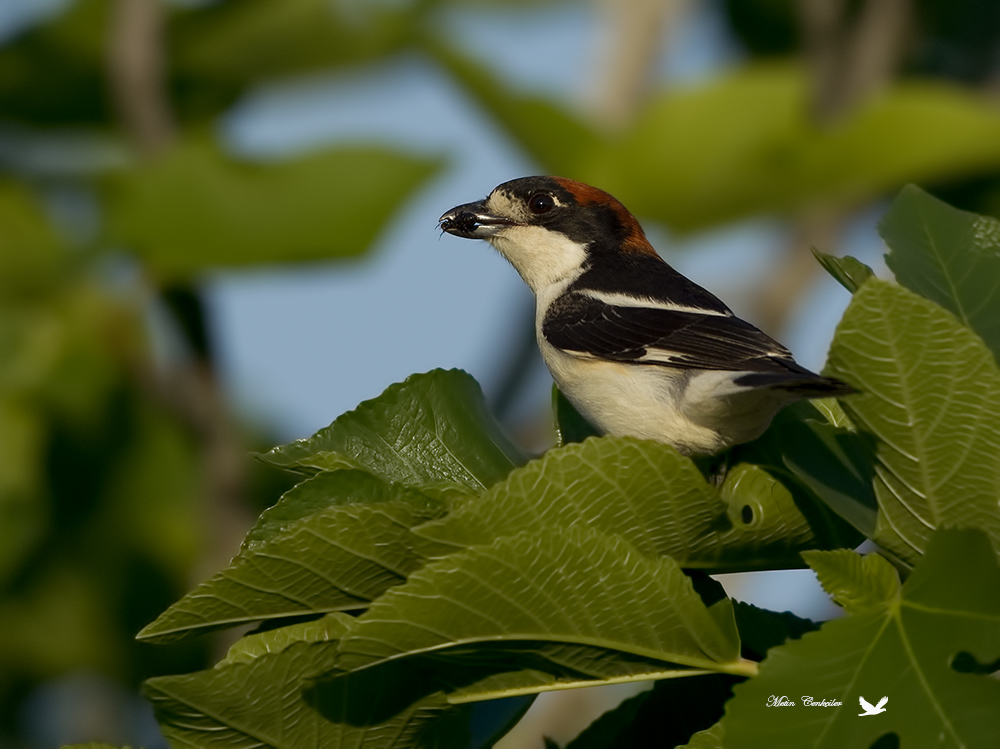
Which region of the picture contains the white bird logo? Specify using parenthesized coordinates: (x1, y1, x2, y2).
(859, 696, 888, 716)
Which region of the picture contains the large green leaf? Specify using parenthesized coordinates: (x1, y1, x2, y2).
(169, 0, 416, 118)
(0, 0, 420, 126)
(100, 136, 440, 278)
(880, 184, 1000, 360)
(594, 68, 1000, 231)
(145, 613, 476, 749)
(432, 50, 1000, 232)
(137, 470, 445, 644)
(425, 39, 602, 179)
(825, 280, 1000, 566)
(260, 369, 527, 491)
(416, 436, 850, 573)
(721, 529, 1000, 748)
(286, 527, 753, 724)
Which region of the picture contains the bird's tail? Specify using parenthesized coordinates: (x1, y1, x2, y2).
(733, 371, 856, 398)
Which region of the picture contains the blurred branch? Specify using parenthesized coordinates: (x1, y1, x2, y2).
(798, 0, 912, 124)
(589, 0, 691, 131)
(106, 0, 176, 155)
(107, 0, 251, 577)
(749, 0, 912, 338)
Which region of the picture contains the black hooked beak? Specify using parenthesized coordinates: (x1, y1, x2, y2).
(438, 200, 514, 239)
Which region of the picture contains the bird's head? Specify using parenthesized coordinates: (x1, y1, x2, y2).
(439, 176, 658, 293)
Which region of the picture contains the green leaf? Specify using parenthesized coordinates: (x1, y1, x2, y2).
(811, 249, 875, 293)
(101, 136, 440, 279)
(588, 66, 1000, 232)
(825, 280, 1000, 566)
(417, 436, 854, 574)
(720, 528, 1000, 748)
(880, 184, 1000, 360)
(137, 471, 444, 643)
(425, 40, 601, 178)
(169, 0, 417, 118)
(261, 369, 526, 491)
(145, 613, 475, 748)
(325, 526, 751, 700)
(803, 549, 901, 615)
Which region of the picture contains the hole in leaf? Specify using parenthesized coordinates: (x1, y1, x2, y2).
(741, 505, 754, 524)
(951, 651, 1000, 675)
(869, 733, 899, 749)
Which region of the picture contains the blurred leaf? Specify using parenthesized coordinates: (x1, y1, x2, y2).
(0, 399, 46, 583)
(591, 67, 1000, 231)
(169, 0, 416, 118)
(416, 436, 853, 574)
(138, 471, 445, 644)
(802, 549, 901, 615)
(260, 369, 527, 491)
(424, 39, 603, 177)
(0, 0, 421, 126)
(811, 249, 875, 293)
(880, 184, 1000, 359)
(101, 137, 441, 278)
(0, 0, 109, 125)
(720, 529, 1000, 748)
(826, 280, 1000, 567)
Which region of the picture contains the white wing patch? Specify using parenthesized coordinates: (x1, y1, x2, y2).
(581, 288, 730, 316)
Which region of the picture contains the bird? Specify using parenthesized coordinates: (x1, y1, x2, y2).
(438, 176, 853, 456)
(858, 696, 888, 716)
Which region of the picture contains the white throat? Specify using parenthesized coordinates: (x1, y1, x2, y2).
(487, 226, 588, 295)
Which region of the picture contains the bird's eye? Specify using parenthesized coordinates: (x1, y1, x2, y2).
(527, 192, 555, 214)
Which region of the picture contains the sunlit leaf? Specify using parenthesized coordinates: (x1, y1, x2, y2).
(802, 549, 901, 615)
(331, 525, 751, 686)
(416, 436, 851, 573)
(880, 184, 1000, 360)
(825, 280, 1000, 566)
(721, 529, 1000, 748)
(138, 471, 444, 644)
(101, 136, 441, 278)
(261, 369, 527, 492)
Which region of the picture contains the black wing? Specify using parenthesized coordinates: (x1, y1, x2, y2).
(542, 291, 808, 375)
